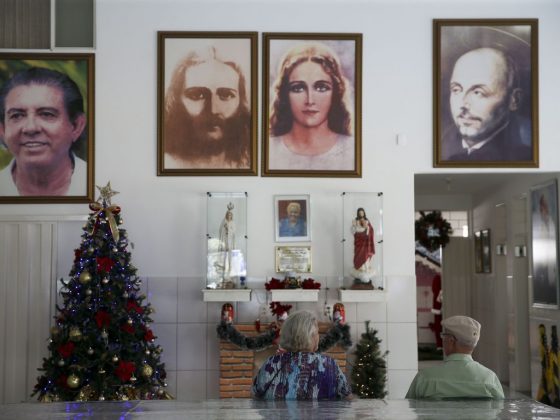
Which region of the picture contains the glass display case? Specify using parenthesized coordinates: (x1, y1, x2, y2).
(204, 192, 248, 298)
(341, 192, 385, 296)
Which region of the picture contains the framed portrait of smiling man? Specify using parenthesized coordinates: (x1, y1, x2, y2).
(157, 32, 258, 176)
(0, 53, 95, 203)
(263, 33, 362, 177)
(433, 19, 538, 168)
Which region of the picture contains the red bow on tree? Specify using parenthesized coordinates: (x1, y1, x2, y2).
(57, 342, 75, 359)
(95, 310, 111, 329)
(114, 360, 135, 382)
(126, 299, 143, 314)
(74, 249, 82, 264)
(96, 256, 115, 273)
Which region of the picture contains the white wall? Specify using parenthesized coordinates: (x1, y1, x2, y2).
(1, 0, 560, 400)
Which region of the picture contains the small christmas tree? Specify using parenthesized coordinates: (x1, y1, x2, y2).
(351, 320, 388, 398)
(32, 182, 171, 402)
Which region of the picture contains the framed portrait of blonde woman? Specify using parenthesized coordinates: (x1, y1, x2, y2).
(262, 33, 362, 177)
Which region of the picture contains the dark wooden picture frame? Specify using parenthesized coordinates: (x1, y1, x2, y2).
(157, 31, 258, 176)
(530, 179, 559, 308)
(262, 33, 362, 177)
(434, 19, 538, 168)
(0, 53, 95, 203)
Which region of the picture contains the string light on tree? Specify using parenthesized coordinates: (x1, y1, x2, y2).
(31, 182, 172, 402)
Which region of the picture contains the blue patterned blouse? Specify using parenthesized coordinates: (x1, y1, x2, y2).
(252, 352, 351, 400)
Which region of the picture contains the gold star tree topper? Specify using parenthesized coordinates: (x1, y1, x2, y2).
(96, 182, 119, 205)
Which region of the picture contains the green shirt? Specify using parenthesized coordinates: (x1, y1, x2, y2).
(405, 353, 505, 399)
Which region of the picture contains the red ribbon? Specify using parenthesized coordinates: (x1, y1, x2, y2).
(57, 342, 75, 359)
(95, 310, 111, 329)
(96, 256, 115, 273)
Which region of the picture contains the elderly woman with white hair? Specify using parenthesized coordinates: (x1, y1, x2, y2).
(252, 310, 351, 400)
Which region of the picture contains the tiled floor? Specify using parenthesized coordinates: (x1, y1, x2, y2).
(1, 398, 559, 419)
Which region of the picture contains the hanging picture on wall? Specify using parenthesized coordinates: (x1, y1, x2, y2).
(530, 180, 559, 308)
(274, 194, 311, 242)
(157, 32, 258, 176)
(262, 33, 362, 177)
(0, 53, 95, 203)
(474, 231, 483, 273)
(433, 19, 539, 168)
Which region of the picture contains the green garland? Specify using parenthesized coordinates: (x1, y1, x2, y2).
(415, 211, 453, 251)
(217, 321, 352, 352)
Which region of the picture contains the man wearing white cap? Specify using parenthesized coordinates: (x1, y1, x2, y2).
(406, 315, 504, 399)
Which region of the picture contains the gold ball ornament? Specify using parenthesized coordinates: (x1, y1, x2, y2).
(112, 355, 119, 363)
(69, 327, 82, 341)
(67, 374, 81, 389)
(102, 277, 109, 285)
(85, 288, 92, 296)
(101, 329, 108, 339)
(58, 359, 65, 367)
(50, 326, 60, 336)
(130, 375, 137, 382)
(99, 395, 105, 401)
(141, 364, 153, 377)
(99, 368, 106, 374)
(79, 271, 92, 285)
(127, 318, 133, 325)
(87, 347, 94, 355)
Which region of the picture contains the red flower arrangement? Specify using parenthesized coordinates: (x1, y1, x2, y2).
(269, 302, 292, 318)
(94, 310, 111, 329)
(57, 342, 75, 359)
(265, 277, 321, 290)
(114, 360, 135, 382)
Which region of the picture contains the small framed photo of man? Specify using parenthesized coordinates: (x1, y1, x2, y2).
(274, 195, 310, 242)
(433, 19, 538, 168)
(157, 32, 258, 176)
(262, 33, 362, 177)
(530, 180, 560, 309)
(0, 53, 95, 203)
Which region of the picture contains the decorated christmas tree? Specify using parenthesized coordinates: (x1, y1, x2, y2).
(32, 182, 171, 402)
(351, 320, 388, 398)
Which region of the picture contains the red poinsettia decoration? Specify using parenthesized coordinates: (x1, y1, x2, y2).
(57, 342, 75, 359)
(94, 310, 111, 329)
(114, 360, 135, 382)
(269, 302, 292, 318)
(143, 327, 155, 342)
(96, 256, 115, 273)
(301, 278, 321, 289)
(126, 299, 143, 314)
(265, 277, 284, 290)
(73, 249, 82, 263)
(121, 323, 135, 334)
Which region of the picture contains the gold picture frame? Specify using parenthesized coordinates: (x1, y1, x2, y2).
(0, 53, 95, 203)
(262, 32, 362, 177)
(433, 19, 538, 168)
(157, 31, 258, 176)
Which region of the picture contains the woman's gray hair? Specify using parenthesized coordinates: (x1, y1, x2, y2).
(279, 310, 318, 352)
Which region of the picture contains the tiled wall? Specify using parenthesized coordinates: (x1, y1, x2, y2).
(143, 275, 417, 400)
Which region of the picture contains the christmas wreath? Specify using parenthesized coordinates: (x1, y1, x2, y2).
(216, 321, 352, 352)
(415, 211, 453, 251)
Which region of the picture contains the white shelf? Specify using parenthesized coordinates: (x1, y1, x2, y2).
(202, 289, 252, 302)
(270, 289, 319, 302)
(338, 289, 387, 302)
